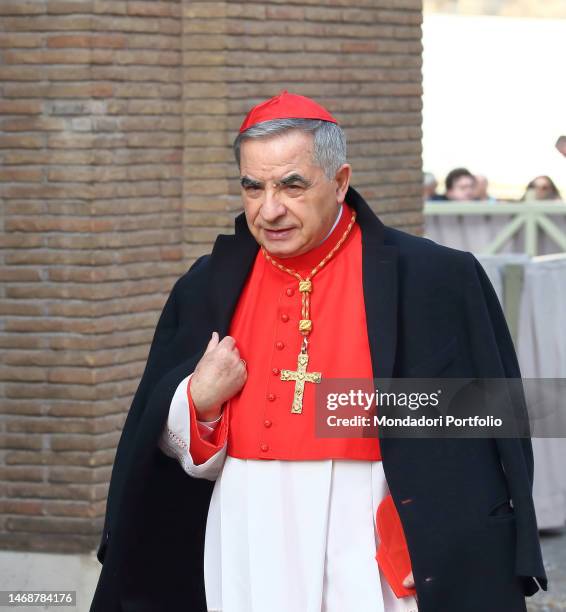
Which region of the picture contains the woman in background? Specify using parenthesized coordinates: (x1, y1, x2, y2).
(522, 175, 562, 201)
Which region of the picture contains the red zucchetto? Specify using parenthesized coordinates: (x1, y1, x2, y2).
(239, 90, 339, 133)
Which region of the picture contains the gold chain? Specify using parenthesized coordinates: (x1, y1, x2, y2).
(261, 208, 356, 343)
(261, 207, 356, 414)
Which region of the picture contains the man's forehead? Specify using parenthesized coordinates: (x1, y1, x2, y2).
(240, 151, 316, 179)
(239, 133, 318, 181)
(240, 130, 313, 155)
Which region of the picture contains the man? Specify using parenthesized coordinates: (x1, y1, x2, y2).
(444, 167, 476, 201)
(91, 92, 547, 612)
(423, 172, 446, 201)
(473, 174, 497, 203)
(555, 135, 566, 158)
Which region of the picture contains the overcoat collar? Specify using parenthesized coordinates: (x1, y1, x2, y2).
(207, 185, 399, 379)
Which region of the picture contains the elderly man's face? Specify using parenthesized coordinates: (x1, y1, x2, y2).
(473, 176, 488, 200)
(239, 129, 350, 257)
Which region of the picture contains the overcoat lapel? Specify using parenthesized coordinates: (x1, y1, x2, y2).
(207, 214, 259, 338)
(348, 186, 399, 380)
(206, 185, 399, 380)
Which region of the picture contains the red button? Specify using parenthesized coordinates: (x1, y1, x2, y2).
(281, 313, 289, 322)
(272, 367, 280, 375)
(286, 288, 294, 297)
(260, 443, 269, 452)
(264, 419, 272, 428)
(275, 341, 284, 350)
(267, 393, 276, 402)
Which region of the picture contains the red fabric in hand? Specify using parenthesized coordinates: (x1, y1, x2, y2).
(375, 493, 416, 599)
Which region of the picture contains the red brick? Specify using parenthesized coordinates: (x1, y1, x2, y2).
(0, 0, 423, 556)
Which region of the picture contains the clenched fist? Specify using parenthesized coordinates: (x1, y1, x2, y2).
(190, 331, 247, 421)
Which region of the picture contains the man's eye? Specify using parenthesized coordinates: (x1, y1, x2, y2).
(285, 184, 302, 192)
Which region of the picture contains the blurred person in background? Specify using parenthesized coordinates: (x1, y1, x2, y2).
(445, 167, 476, 201)
(473, 174, 497, 203)
(521, 176, 562, 202)
(555, 136, 566, 158)
(423, 171, 446, 201)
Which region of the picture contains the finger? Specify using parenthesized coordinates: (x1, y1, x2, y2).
(402, 572, 415, 588)
(219, 334, 236, 349)
(204, 331, 219, 354)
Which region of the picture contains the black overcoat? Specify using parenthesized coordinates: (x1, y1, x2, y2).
(91, 185, 547, 612)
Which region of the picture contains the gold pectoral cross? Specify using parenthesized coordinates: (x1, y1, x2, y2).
(280, 352, 322, 414)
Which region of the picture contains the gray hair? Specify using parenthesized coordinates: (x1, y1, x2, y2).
(423, 172, 437, 187)
(233, 118, 347, 180)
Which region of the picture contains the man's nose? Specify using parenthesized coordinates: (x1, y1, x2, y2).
(260, 188, 286, 223)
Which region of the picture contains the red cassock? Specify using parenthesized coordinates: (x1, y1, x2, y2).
(188, 202, 416, 599)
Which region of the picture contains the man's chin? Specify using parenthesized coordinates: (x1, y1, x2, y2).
(260, 231, 302, 257)
(261, 237, 307, 258)
(263, 243, 299, 258)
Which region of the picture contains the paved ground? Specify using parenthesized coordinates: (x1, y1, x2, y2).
(527, 528, 566, 611)
(0, 550, 100, 612)
(0, 530, 563, 611)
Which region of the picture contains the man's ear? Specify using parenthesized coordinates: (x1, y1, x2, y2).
(335, 163, 352, 202)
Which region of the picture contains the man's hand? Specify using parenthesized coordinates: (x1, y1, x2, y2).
(190, 332, 247, 421)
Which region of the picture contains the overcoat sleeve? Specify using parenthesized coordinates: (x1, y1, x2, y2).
(463, 254, 547, 594)
(95, 255, 209, 565)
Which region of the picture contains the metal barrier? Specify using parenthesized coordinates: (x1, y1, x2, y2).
(424, 201, 566, 256)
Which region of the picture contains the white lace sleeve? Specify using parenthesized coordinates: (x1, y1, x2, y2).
(158, 373, 227, 481)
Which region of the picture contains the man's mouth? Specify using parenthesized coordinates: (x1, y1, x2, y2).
(263, 227, 296, 240)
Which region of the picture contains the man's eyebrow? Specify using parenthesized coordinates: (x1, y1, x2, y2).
(240, 173, 313, 189)
(240, 176, 262, 188)
(278, 173, 312, 187)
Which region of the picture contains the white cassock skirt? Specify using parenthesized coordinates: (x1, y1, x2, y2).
(159, 376, 419, 612)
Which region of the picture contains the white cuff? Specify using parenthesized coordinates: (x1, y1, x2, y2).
(157, 372, 227, 481)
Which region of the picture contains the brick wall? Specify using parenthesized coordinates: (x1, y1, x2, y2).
(0, 0, 423, 553)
